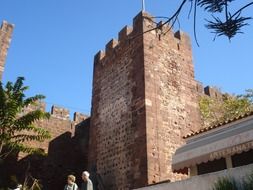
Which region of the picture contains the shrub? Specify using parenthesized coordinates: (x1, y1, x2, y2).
(243, 171, 253, 190)
(212, 177, 238, 190)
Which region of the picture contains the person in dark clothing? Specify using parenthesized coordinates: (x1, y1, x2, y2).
(80, 171, 93, 190)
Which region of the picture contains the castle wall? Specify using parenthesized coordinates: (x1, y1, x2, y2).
(89, 12, 148, 190)
(0, 21, 14, 80)
(196, 81, 223, 101)
(89, 11, 203, 189)
(21, 104, 90, 189)
(1, 102, 90, 189)
(0, 15, 225, 190)
(142, 15, 202, 183)
(0, 20, 91, 190)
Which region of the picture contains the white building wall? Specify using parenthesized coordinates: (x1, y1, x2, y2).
(135, 164, 253, 190)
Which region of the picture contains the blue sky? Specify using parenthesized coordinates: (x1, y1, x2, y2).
(0, 0, 252, 116)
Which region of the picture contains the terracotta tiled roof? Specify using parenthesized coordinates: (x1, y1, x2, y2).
(183, 111, 253, 139)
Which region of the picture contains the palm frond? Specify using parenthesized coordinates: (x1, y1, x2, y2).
(11, 132, 51, 143)
(14, 110, 50, 131)
(5, 142, 46, 155)
(13, 77, 25, 93)
(23, 95, 46, 107)
(206, 13, 251, 39)
(197, 0, 234, 13)
(0, 77, 51, 157)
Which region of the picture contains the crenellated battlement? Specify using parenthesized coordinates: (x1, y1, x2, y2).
(22, 101, 89, 122)
(105, 39, 118, 55)
(51, 105, 70, 120)
(93, 11, 147, 64)
(118, 26, 133, 42)
(73, 112, 89, 123)
(0, 20, 14, 79)
(196, 81, 223, 100)
(90, 11, 203, 188)
(174, 30, 192, 49)
(204, 85, 223, 100)
(0, 20, 14, 33)
(94, 11, 191, 66)
(50, 105, 88, 121)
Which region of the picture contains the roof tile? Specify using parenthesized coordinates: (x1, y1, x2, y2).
(183, 111, 253, 139)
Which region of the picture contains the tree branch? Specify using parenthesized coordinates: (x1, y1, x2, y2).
(231, 2, 253, 18)
(130, 0, 188, 40)
(194, 0, 200, 46)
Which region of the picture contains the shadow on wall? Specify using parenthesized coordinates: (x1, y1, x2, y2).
(0, 118, 90, 190)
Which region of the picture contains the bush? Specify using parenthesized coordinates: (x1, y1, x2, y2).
(212, 177, 238, 190)
(243, 171, 253, 190)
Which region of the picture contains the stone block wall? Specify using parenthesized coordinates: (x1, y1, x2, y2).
(18, 103, 74, 158)
(142, 16, 202, 183)
(0, 21, 14, 80)
(1, 102, 90, 189)
(196, 82, 223, 101)
(0, 15, 226, 190)
(89, 12, 147, 190)
(0, 20, 91, 190)
(89, 11, 203, 189)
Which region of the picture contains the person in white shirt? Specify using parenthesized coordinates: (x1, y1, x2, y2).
(80, 171, 93, 190)
(64, 175, 78, 190)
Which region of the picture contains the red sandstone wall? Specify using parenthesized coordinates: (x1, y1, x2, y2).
(142, 16, 202, 183)
(89, 12, 148, 189)
(0, 21, 14, 79)
(0, 15, 223, 190)
(2, 102, 90, 189)
(89, 11, 204, 189)
(0, 20, 91, 190)
(19, 103, 74, 157)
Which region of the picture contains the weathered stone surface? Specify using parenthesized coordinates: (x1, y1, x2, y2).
(89, 11, 149, 190)
(142, 16, 202, 184)
(1, 101, 90, 190)
(0, 14, 225, 190)
(0, 20, 91, 190)
(89, 11, 202, 189)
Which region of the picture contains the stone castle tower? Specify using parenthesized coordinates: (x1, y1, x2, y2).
(0, 13, 222, 190)
(89, 12, 202, 190)
(0, 21, 14, 79)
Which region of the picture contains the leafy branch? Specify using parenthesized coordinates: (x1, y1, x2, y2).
(199, 89, 253, 127)
(134, 0, 253, 45)
(0, 77, 51, 159)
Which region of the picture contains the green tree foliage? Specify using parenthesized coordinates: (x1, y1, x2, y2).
(0, 77, 51, 159)
(199, 89, 253, 126)
(212, 177, 238, 190)
(243, 171, 253, 190)
(212, 171, 253, 190)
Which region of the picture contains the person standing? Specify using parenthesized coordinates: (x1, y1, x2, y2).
(80, 171, 93, 190)
(64, 175, 78, 190)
